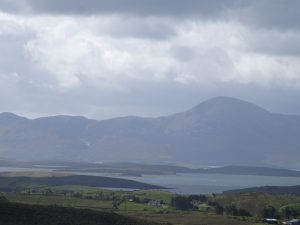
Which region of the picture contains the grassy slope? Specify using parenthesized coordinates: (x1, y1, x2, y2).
(213, 192, 300, 215)
(279, 203, 300, 215)
(224, 185, 300, 196)
(5, 189, 175, 211)
(118, 201, 162, 211)
(0, 174, 164, 191)
(122, 211, 252, 225)
(5, 193, 252, 225)
(0, 202, 164, 225)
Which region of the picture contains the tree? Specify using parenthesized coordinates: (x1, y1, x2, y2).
(281, 207, 298, 219)
(225, 205, 251, 217)
(188, 194, 208, 202)
(238, 208, 252, 217)
(171, 196, 194, 210)
(261, 205, 277, 218)
(225, 205, 238, 216)
(72, 192, 83, 198)
(215, 204, 224, 215)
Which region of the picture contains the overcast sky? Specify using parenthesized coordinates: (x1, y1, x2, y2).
(0, 0, 300, 119)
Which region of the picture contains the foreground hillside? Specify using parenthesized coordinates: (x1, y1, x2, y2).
(2, 192, 252, 225)
(1, 96, 300, 167)
(4, 188, 300, 225)
(0, 202, 163, 225)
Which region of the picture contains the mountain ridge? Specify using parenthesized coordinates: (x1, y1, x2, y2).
(1, 96, 300, 168)
(0, 96, 274, 121)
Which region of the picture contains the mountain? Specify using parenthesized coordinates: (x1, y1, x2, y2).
(1, 96, 300, 167)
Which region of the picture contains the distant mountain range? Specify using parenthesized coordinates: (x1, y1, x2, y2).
(1, 96, 300, 168)
(2, 160, 300, 178)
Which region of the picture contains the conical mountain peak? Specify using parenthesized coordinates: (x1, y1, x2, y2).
(189, 96, 270, 116)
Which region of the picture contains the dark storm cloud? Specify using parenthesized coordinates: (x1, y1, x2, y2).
(1, 0, 300, 30)
(235, 0, 300, 30)
(2, 0, 235, 17)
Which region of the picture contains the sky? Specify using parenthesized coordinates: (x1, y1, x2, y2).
(0, 0, 300, 119)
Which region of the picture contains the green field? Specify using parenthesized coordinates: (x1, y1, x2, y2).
(132, 190, 175, 204)
(118, 201, 163, 211)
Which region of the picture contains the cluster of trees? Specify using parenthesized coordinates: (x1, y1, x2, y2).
(224, 205, 251, 217)
(214, 202, 300, 219)
(170, 194, 208, 210)
(171, 196, 195, 210)
(261, 205, 277, 218)
(170, 194, 252, 217)
(261, 205, 300, 219)
(187, 194, 208, 202)
(209, 202, 251, 217)
(280, 206, 300, 219)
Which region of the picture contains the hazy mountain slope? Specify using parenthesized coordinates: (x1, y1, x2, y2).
(0, 96, 300, 167)
(161, 97, 300, 166)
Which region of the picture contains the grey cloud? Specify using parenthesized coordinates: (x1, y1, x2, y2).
(0, 33, 32, 75)
(2, 74, 300, 120)
(170, 45, 196, 62)
(98, 17, 176, 40)
(1, 0, 300, 30)
(0, 0, 29, 13)
(6, 0, 234, 17)
(247, 29, 300, 56)
(235, 0, 300, 30)
(0, 1, 300, 120)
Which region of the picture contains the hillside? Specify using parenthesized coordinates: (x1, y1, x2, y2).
(0, 202, 162, 225)
(0, 174, 165, 192)
(224, 185, 300, 196)
(1, 96, 300, 167)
